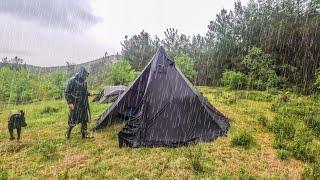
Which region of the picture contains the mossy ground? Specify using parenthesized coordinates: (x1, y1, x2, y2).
(0, 87, 314, 179)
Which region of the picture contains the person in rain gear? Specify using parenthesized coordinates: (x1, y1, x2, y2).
(8, 109, 27, 141)
(65, 66, 93, 139)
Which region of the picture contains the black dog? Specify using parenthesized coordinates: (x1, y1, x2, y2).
(8, 110, 27, 141)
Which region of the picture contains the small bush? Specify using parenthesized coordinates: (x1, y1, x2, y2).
(174, 53, 197, 81)
(302, 160, 320, 180)
(246, 76, 265, 90)
(270, 117, 295, 149)
(106, 58, 138, 86)
(257, 115, 268, 127)
(222, 71, 247, 90)
(40, 106, 59, 114)
(270, 117, 295, 140)
(276, 149, 289, 160)
(273, 137, 290, 150)
(231, 130, 256, 148)
(290, 127, 317, 162)
(241, 47, 286, 90)
(276, 103, 311, 119)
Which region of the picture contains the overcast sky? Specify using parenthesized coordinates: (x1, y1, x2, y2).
(0, 0, 249, 67)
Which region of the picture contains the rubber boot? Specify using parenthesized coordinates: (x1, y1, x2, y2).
(82, 131, 93, 139)
(81, 123, 93, 139)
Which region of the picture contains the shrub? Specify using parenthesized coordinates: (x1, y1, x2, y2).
(46, 72, 67, 99)
(231, 130, 256, 148)
(241, 47, 286, 90)
(106, 58, 139, 86)
(270, 117, 295, 141)
(174, 53, 197, 82)
(221, 71, 247, 90)
(275, 102, 311, 119)
(290, 127, 317, 162)
(270, 117, 295, 149)
(266, 72, 285, 90)
(302, 160, 320, 180)
(0, 67, 68, 102)
(0, 68, 36, 103)
(273, 138, 289, 150)
(246, 76, 265, 90)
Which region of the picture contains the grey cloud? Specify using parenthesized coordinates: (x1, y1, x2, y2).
(0, 0, 101, 31)
(0, 47, 32, 56)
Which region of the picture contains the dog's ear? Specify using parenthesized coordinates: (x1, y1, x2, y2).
(20, 110, 25, 116)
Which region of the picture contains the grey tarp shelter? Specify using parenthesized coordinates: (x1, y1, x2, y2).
(93, 86, 127, 103)
(93, 47, 229, 147)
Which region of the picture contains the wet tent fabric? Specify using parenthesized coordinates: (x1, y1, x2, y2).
(93, 86, 127, 103)
(93, 47, 229, 147)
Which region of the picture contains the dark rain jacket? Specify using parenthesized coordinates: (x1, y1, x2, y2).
(65, 68, 90, 126)
(8, 110, 27, 130)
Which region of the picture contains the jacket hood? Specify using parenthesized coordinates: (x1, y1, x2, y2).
(76, 66, 89, 80)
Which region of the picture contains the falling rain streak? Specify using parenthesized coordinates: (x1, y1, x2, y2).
(0, 0, 320, 179)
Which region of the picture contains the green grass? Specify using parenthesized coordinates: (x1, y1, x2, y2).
(0, 87, 317, 179)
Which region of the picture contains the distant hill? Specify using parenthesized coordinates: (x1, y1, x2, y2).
(0, 55, 121, 74)
(43, 55, 120, 73)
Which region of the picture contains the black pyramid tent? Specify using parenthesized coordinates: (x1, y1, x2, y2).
(93, 47, 229, 147)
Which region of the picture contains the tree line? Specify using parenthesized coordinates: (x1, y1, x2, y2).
(0, 66, 67, 103)
(0, 57, 138, 103)
(121, 0, 320, 93)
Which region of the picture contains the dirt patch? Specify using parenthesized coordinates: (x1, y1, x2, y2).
(62, 153, 87, 166)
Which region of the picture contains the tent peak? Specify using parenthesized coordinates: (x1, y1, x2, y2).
(155, 46, 174, 65)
